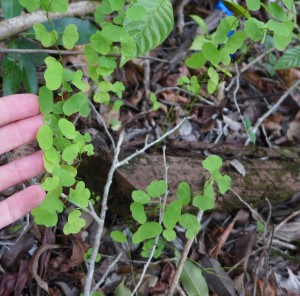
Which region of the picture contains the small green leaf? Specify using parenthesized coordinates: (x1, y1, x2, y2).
(44, 57, 63, 90)
(222, 1, 251, 19)
(282, 0, 293, 10)
(202, 155, 222, 174)
(109, 0, 125, 11)
(113, 100, 124, 111)
(62, 24, 79, 49)
(62, 144, 80, 164)
(244, 18, 265, 42)
(58, 118, 76, 139)
(245, 0, 261, 11)
(40, 0, 68, 13)
(217, 175, 231, 194)
(63, 210, 86, 235)
(132, 190, 151, 204)
(176, 182, 191, 205)
(185, 52, 206, 69)
(68, 181, 91, 208)
(110, 230, 127, 243)
(224, 31, 247, 54)
(53, 166, 76, 187)
(38, 86, 53, 114)
(132, 222, 162, 244)
(269, 2, 288, 20)
(163, 229, 176, 241)
(81, 144, 94, 156)
(33, 23, 58, 47)
(115, 278, 131, 296)
(163, 200, 183, 229)
(90, 31, 111, 55)
(72, 70, 87, 91)
(37, 125, 53, 150)
(32, 208, 58, 227)
(19, 0, 39, 12)
(214, 18, 231, 43)
(130, 202, 147, 224)
(202, 42, 220, 66)
(63, 92, 89, 117)
(102, 24, 129, 42)
(193, 194, 214, 211)
(41, 176, 60, 191)
(44, 146, 60, 164)
(146, 180, 167, 198)
(179, 213, 201, 239)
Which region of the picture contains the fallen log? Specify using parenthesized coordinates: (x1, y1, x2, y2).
(78, 142, 300, 215)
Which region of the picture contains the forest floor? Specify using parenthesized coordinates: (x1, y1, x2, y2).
(0, 1, 300, 295)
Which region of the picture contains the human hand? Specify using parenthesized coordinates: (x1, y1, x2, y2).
(0, 94, 46, 229)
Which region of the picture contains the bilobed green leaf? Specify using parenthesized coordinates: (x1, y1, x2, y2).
(185, 52, 206, 69)
(68, 181, 91, 208)
(193, 194, 215, 211)
(33, 23, 58, 47)
(32, 208, 58, 227)
(44, 57, 63, 90)
(2, 0, 22, 18)
(63, 210, 86, 235)
(245, 0, 261, 11)
(41, 175, 60, 191)
(179, 258, 209, 296)
(163, 229, 176, 241)
(81, 144, 94, 156)
(202, 42, 220, 66)
(62, 144, 80, 164)
(63, 92, 89, 117)
(163, 200, 183, 229)
(37, 125, 53, 150)
(208, 67, 219, 85)
(130, 202, 147, 224)
(244, 18, 265, 42)
(179, 213, 201, 239)
(132, 190, 151, 204)
(85, 44, 98, 64)
(90, 31, 112, 55)
(214, 18, 231, 43)
(274, 45, 300, 70)
(110, 231, 127, 243)
(44, 146, 60, 164)
(122, 0, 174, 61)
(267, 19, 292, 51)
(126, 6, 148, 21)
(109, 0, 125, 11)
(102, 24, 129, 42)
(62, 24, 79, 49)
(269, 2, 288, 20)
(224, 31, 247, 54)
(39, 87, 54, 115)
(176, 182, 191, 205)
(217, 175, 231, 194)
(132, 222, 162, 244)
(72, 70, 87, 91)
(19, 0, 39, 12)
(58, 118, 76, 139)
(146, 180, 167, 198)
(40, 191, 64, 213)
(202, 155, 222, 174)
(190, 35, 206, 50)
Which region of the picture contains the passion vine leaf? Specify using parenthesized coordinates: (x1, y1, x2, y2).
(19, 0, 39, 13)
(37, 125, 53, 151)
(62, 24, 79, 49)
(163, 200, 183, 229)
(110, 231, 127, 243)
(58, 118, 76, 139)
(63, 92, 89, 117)
(38, 86, 53, 114)
(193, 194, 215, 211)
(176, 182, 191, 205)
(68, 181, 91, 208)
(44, 57, 63, 90)
(179, 213, 201, 239)
(202, 155, 222, 174)
(63, 210, 86, 235)
(202, 42, 221, 66)
(132, 190, 151, 204)
(132, 222, 162, 244)
(130, 202, 147, 224)
(62, 144, 80, 164)
(146, 180, 167, 198)
(33, 23, 58, 48)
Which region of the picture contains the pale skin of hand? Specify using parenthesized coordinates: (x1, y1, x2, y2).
(0, 94, 46, 229)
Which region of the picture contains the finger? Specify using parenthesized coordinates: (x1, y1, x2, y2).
(0, 151, 44, 192)
(0, 94, 40, 127)
(0, 114, 44, 154)
(0, 185, 45, 229)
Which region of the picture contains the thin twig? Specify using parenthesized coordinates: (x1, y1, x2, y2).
(91, 253, 123, 294)
(245, 79, 300, 145)
(274, 210, 300, 233)
(0, 48, 83, 55)
(167, 211, 204, 296)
